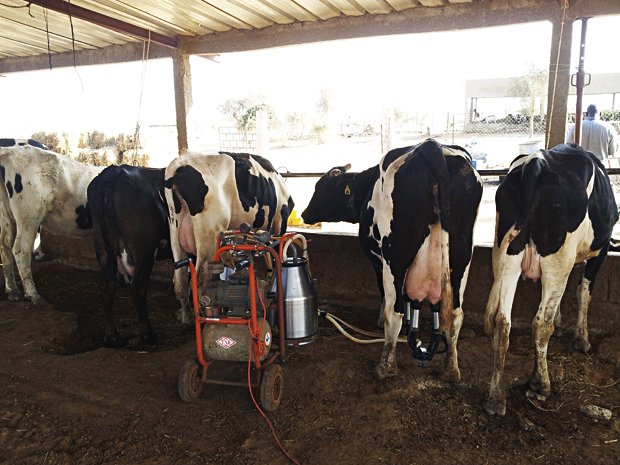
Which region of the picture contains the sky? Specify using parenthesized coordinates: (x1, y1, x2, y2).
(0, 15, 618, 144)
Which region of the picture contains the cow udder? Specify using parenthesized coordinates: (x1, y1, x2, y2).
(178, 207, 197, 256)
(521, 242, 541, 282)
(404, 222, 443, 304)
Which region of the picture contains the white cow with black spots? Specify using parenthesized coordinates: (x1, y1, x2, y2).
(0, 145, 103, 303)
(302, 139, 483, 382)
(484, 143, 618, 416)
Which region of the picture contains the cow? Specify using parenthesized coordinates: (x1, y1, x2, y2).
(0, 138, 50, 260)
(301, 139, 483, 382)
(87, 165, 171, 346)
(483, 143, 618, 416)
(163, 151, 294, 322)
(0, 145, 104, 304)
(0, 138, 49, 150)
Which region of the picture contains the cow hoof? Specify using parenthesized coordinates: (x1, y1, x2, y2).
(27, 294, 45, 305)
(485, 397, 507, 416)
(573, 339, 591, 353)
(176, 308, 193, 326)
(33, 252, 49, 262)
(440, 367, 461, 383)
(138, 332, 159, 346)
(374, 363, 398, 380)
(104, 334, 127, 348)
(7, 291, 21, 301)
(525, 389, 547, 402)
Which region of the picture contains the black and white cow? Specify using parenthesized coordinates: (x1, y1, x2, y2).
(484, 143, 618, 416)
(302, 139, 483, 382)
(0, 138, 48, 150)
(0, 145, 103, 303)
(87, 165, 171, 346)
(164, 152, 294, 322)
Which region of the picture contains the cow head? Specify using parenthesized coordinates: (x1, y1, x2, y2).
(302, 163, 359, 224)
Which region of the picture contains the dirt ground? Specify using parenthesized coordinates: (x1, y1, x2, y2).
(1, 262, 619, 465)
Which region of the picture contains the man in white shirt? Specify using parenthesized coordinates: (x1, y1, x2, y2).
(566, 104, 618, 160)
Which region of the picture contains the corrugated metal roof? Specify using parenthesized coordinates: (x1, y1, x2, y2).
(0, 0, 474, 59)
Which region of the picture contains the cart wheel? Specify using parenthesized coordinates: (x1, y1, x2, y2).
(259, 364, 284, 412)
(178, 359, 204, 402)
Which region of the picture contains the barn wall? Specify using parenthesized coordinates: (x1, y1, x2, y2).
(41, 230, 620, 334)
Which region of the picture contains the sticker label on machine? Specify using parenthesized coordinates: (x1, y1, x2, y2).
(216, 336, 237, 349)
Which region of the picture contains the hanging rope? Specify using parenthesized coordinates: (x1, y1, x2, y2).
(545, 0, 570, 149)
(131, 30, 151, 165)
(65, 0, 84, 93)
(42, 6, 51, 69)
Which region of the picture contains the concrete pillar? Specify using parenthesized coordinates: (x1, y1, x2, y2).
(255, 109, 269, 155)
(545, 15, 573, 149)
(172, 47, 192, 155)
(381, 108, 394, 154)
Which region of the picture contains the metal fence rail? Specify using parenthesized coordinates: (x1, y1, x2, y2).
(281, 168, 620, 178)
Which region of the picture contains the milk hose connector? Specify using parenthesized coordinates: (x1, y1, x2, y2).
(404, 297, 448, 365)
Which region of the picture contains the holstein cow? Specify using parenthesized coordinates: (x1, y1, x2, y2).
(484, 143, 618, 416)
(302, 139, 483, 382)
(0, 145, 103, 303)
(164, 152, 294, 322)
(87, 165, 171, 346)
(0, 138, 49, 150)
(0, 138, 50, 260)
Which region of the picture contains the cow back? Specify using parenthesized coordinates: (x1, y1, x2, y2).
(165, 152, 293, 236)
(0, 146, 104, 237)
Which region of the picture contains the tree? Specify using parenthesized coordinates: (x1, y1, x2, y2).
(218, 97, 274, 133)
(510, 66, 548, 138)
(313, 87, 332, 144)
(30, 132, 62, 153)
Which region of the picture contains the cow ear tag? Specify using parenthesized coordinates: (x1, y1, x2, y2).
(344, 185, 351, 196)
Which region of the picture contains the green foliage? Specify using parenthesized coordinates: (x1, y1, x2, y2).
(316, 88, 331, 115)
(286, 112, 309, 140)
(312, 123, 327, 144)
(30, 131, 63, 153)
(218, 97, 274, 132)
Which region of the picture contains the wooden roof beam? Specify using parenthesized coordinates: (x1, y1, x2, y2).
(26, 0, 178, 49)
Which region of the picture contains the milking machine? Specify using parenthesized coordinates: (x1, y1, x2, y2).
(404, 298, 448, 364)
(175, 223, 318, 411)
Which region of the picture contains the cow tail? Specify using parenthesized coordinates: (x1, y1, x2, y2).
(418, 140, 453, 332)
(0, 159, 16, 245)
(90, 177, 121, 279)
(516, 153, 545, 231)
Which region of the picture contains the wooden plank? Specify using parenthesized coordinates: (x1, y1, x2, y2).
(293, 0, 342, 21)
(27, 0, 178, 48)
(352, 0, 394, 14)
(256, 0, 321, 21)
(417, 0, 444, 7)
(325, 0, 365, 16)
(384, 0, 418, 12)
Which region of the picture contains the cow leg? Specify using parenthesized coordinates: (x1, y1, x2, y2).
(553, 308, 563, 337)
(441, 239, 475, 384)
(574, 253, 606, 352)
(0, 216, 20, 301)
(102, 278, 124, 347)
(12, 223, 43, 304)
(375, 271, 401, 379)
(485, 253, 522, 416)
(134, 262, 158, 345)
(133, 282, 157, 345)
(441, 305, 463, 383)
(527, 262, 571, 401)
